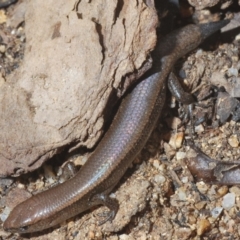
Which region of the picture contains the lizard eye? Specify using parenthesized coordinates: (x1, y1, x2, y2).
(19, 226, 28, 232)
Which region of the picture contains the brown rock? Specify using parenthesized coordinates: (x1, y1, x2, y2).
(197, 218, 211, 236)
(0, 0, 158, 176)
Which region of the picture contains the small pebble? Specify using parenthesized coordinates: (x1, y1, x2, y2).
(228, 67, 238, 77)
(88, 231, 95, 239)
(0, 45, 6, 53)
(228, 135, 239, 148)
(217, 185, 229, 196)
(164, 142, 176, 159)
(169, 132, 184, 149)
(195, 201, 207, 210)
(197, 219, 211, 236)
(195, 49, 203, 57)
(211, 207, 223, 218)
(67, 221, 74, 231)
(176, 151, 186, 161)
(17, 183, 25, 189)
(43, 164, 55, 180)
(194, 124, 205, 133)
(152, 159, 160, 169)
(188, 215, 197, 225)
(181, 176, 188, 184)
(177, 187, 187, 201)
(230, 186, 240, 196)
(74, 154, 88, 166)
(154, 174, 166, 184)
(222, 193, 235, 210)
(0, 10, 7, 24)
(0, 206, 11, 222)
(227, 219, 235, 233)
(196, 182, 208, 194)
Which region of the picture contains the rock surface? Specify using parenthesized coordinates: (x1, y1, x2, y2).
(0, 0, 158, 176)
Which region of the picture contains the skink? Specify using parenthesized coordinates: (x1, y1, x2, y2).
(3, 19, 229, 233)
